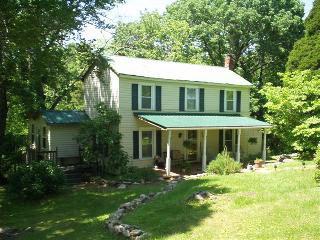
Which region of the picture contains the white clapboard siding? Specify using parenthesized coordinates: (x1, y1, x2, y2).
(84, 67, 120, 118)
(50, 125, 81, 158)
(118, 75, 252, 167)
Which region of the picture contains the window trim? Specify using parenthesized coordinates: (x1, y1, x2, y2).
(138, 128, 156, 160)
(223, 129, 234, 152)
(138, 84, 155, 110)
(185, 87, 199, 111)
(224, 90, 237, 112)
(42, 126, 47, 149)
(31, 124, 35, 144)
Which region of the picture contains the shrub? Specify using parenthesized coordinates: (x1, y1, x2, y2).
(314, 147, 320, 184)
(78, 104, 128, 176)
(119, 167, 159, 182)
(8, 161, 65, 200)
(207, 149, 242, 175)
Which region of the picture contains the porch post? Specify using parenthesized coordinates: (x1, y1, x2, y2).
(262, 128, 267, 161)
(236, 129, 241, 162)
(166, 130, 172, 176)
(202, 129, 207, 171)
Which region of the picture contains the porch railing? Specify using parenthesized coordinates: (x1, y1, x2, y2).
(27, 147, 58, 163)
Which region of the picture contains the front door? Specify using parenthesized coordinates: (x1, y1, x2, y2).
(186, 130, 197, 161)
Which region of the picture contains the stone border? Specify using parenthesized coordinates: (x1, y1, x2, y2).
(105, 178, 181, 239)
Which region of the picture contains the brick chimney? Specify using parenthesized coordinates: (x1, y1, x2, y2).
(224, 54, 235, 71)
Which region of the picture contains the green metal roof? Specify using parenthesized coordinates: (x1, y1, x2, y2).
(137, 114, 271, 130)
(41, 110, 89, 125)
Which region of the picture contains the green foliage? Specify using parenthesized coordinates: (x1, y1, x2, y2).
(286, 0, 320, 71)
(206, 149, 242, 175)
(118, 167, 159, 182)
(8, 161, 65, 200)
(262, 71, 320, 156)
(315, 147, 320, 184)
(78, 104, 128, 176)
(241, 154, 260, 167)
(112, 0, 304, 118)
(286, 34, 320, 71)
(0, 0, 123, 153)
(305, 0, 320, 36)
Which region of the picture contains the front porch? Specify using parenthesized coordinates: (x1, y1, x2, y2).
(137, 113, 271, 176)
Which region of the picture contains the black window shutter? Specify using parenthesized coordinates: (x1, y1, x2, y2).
(156, 86, 162, 111)
(133, 131, 139, 159)
(219, 90, 225, 112)
(179, 87, 185, 111)
(236, 91, 241, 113)
(199, 88, 204, 112)
(219, 129, 224, 153)
(132, 84, 138, 110)
(156, 130, 162, 156)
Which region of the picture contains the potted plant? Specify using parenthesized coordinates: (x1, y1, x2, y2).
(254, 159, 264, 168)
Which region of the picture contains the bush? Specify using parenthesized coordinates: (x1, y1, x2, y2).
(78, 104, 128, 176)
(314, 147, 320, 184)
(207, 149, 242, 175)
(8, 161, 65, 200)
(119, 167, 159, 182)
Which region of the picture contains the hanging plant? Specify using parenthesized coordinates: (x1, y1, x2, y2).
(248, 137, 258, 145)
(183, 139, 197, 150)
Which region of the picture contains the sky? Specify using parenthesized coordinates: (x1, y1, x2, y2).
(82, 0, 315, 42)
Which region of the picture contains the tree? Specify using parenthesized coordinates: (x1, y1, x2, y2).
(286, 0, 320, 71)
(77, 104, 129, 176)
(0, 0, 122, 149)
(112, 0, 304, 118)
(262, 70, 320, 156)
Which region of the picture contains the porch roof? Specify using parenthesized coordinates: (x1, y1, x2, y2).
(137, 113, 271, 130)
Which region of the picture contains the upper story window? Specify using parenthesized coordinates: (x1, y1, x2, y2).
(225, 90, 236, 112)
(185, 87, 199, 111)
(139, 85, 155, 110)
(31, 124, 35, 144)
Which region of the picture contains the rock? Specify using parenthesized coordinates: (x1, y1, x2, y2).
(188, 191, 214, 201)
(122, 229, 131, 237)
(135, 233, 149, 239)
(139, 194, 149, 203)
(148, 192, 156, 198)
(133, 182, 140, 185)
(105, 177, 183, 239)
(130, 229, 143, 236)
(194, 193, 204, 200)
(114, 224, 125, 234)
(118, 184, 127, 189)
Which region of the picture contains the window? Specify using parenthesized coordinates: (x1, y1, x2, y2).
(186, 88, 198, 111)
(141, 131, 153, 158)
(224, 129, 233, 151)
(139, 85, 154, 110)
(225, 90, 235, 111)
(37, 129, 41, 149)
(31, 124, 35, 144)
(42, 127, 47, 149)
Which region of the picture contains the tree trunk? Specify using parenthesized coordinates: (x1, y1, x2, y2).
(0, 81, 8, 148)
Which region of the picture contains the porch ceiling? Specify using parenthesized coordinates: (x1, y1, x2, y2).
(137, 113, 271, 130)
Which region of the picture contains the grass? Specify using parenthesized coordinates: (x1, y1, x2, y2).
(0, 183, 163, 240)
(123, 164, 320, 239)
(1, 161, 319, 240)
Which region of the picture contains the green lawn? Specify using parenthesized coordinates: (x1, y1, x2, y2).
(123, 166, 320, 240)
(1, 163, 319, 240)
(0, 183, 163, 240)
